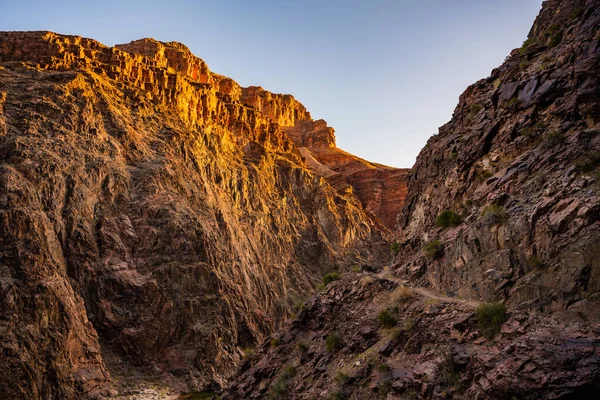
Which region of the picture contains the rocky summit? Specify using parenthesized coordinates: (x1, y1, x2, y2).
(1, 0, 599, 399)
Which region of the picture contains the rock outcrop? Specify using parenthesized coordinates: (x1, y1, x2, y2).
(0, 31, 394, 398)
(115, 38, 409, 230)
(224, 0, 600, 398)
(395, 0, 600, 316)
(225, 275, 600, 399)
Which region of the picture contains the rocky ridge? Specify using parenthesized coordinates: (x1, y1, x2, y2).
(396, 0, 600, 315)
(0, 31, 398, 398)
(226, 0, 600, 398)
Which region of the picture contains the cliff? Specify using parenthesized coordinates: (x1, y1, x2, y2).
(226, 0, 600, 398)
(396, 0, 600, 315)
(0, 31, 395, 398)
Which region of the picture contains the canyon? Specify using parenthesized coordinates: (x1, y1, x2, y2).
(0, 31, 404, 398)
(1, 0, 600, 398)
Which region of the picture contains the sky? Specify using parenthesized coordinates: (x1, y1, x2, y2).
(0, 0, 544, 168)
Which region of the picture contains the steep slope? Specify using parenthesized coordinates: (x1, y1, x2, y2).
(115, 38, 409, 231)
(226, 0, 600, 398)
(0, 31, 391, 398)
(396, 0, 600, 315)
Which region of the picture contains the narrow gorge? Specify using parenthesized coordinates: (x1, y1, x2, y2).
(1, 0, 599, 399)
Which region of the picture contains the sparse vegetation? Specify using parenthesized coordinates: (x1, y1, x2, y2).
(360, 276, 375, 287)
(519, 60, 530, 71)
(506, 97, 521, 109)
(403, 317, 416, 331)
(476, 169, 494, 182)
(378, 309, 397, 328)
(323, 272, 340, 286)
(326, 331, 341, 352)
(269, 366, 297, 399)
(242, 347, 255, 359)
(436, 210, 462, 229)
(423, 239, 445, 260)
(545, 130, 566, 146)
(335, 371, 349, 384)
(481, 205, 508, 226)
(519, 37, 536, 55)
(450, 151, 458, 159)
(439, 351, 460, 388)
(476, 302, 508, 340)
(469, 103, 483, 118)
(545, 24, 563, 47)
(270, 338, 280, 348)
(351, 265, 362, 273)
(526, 256, 544, 269)
(377, 379, 393, 395)
(574, 151, 600, 173)
(391, 286, 413, 303)
(377, 363, 391, 374)
(297, 342, 309, 353)
(390, 242, 401, 256)
(327, 391, 345, 400)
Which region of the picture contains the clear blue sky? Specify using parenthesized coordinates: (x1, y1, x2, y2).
(0, 0, 544, 167)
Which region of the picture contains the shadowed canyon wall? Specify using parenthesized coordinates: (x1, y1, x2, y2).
(0, 31, 400, 398)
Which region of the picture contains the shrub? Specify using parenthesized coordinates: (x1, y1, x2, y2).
(468, 103, 483, 119)
(436, 210, 462, 229)
(351, 265, 362, 273)
(360, 276, 375, 287)
(506, 97, 521, 109)
(481, 205, 508, 226)
(545, 24, 563, 47)
(519, 37, 536, 55)
(335, 372, 349, 384)
(242, 347, 255, 359)
(270, 338, 280, 348)
(423, 239, 444, 260)
(476, 303, 508, 340)
(526, 256, 544, 269)
(450, 151, 458, 159)
(574, 151, 600, 173)
(328, 392, 344, 400)
(390, 242, 400, 255)
(377, 379, 393, 395)
(519, 60, 530, 71)
(391, 286, 413, 303)
(545, 130, 566, 146)
(377, 363, 391, 374)
(378, 309, 397, 328)
(297, 342, 309, 353)
(323, 272, 340, 286)
(269, 366, 297, 399)
(326, 331, 341, 352)
(403, 318, 416, 331)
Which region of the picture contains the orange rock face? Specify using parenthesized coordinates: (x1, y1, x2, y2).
(0, 31, 397, 398)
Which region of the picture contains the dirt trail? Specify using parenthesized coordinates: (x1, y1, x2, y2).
(378, 272, 481, 310)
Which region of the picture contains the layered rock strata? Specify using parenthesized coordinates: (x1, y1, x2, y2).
(0, 31, 392, 398)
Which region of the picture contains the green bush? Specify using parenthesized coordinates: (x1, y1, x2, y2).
(323, 272, 340, 286)
(481, 205, 508, 226)
(506, 97, 521, 109)
(436, 210, 462, 229)
(476, 303, 508, 340)
(519, 60, 530, 71)
(519, 37, 536, 55)
(326, 331, 341, 352)
(469, 103, 483, 118)
(378, 309, 397, 328)
(351, 265, 362, 273)
(270, 338, 280, 348)
(390, 242, 400, 256)
(574, 152, 600, 173)
(297, 342, 308, 353)
(423, 239, 444, 260)
(545, 130, 566, 146)
(269, 366, 297, 399)
(545, 24, 563, 47)
(526, 256, 544, 269)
